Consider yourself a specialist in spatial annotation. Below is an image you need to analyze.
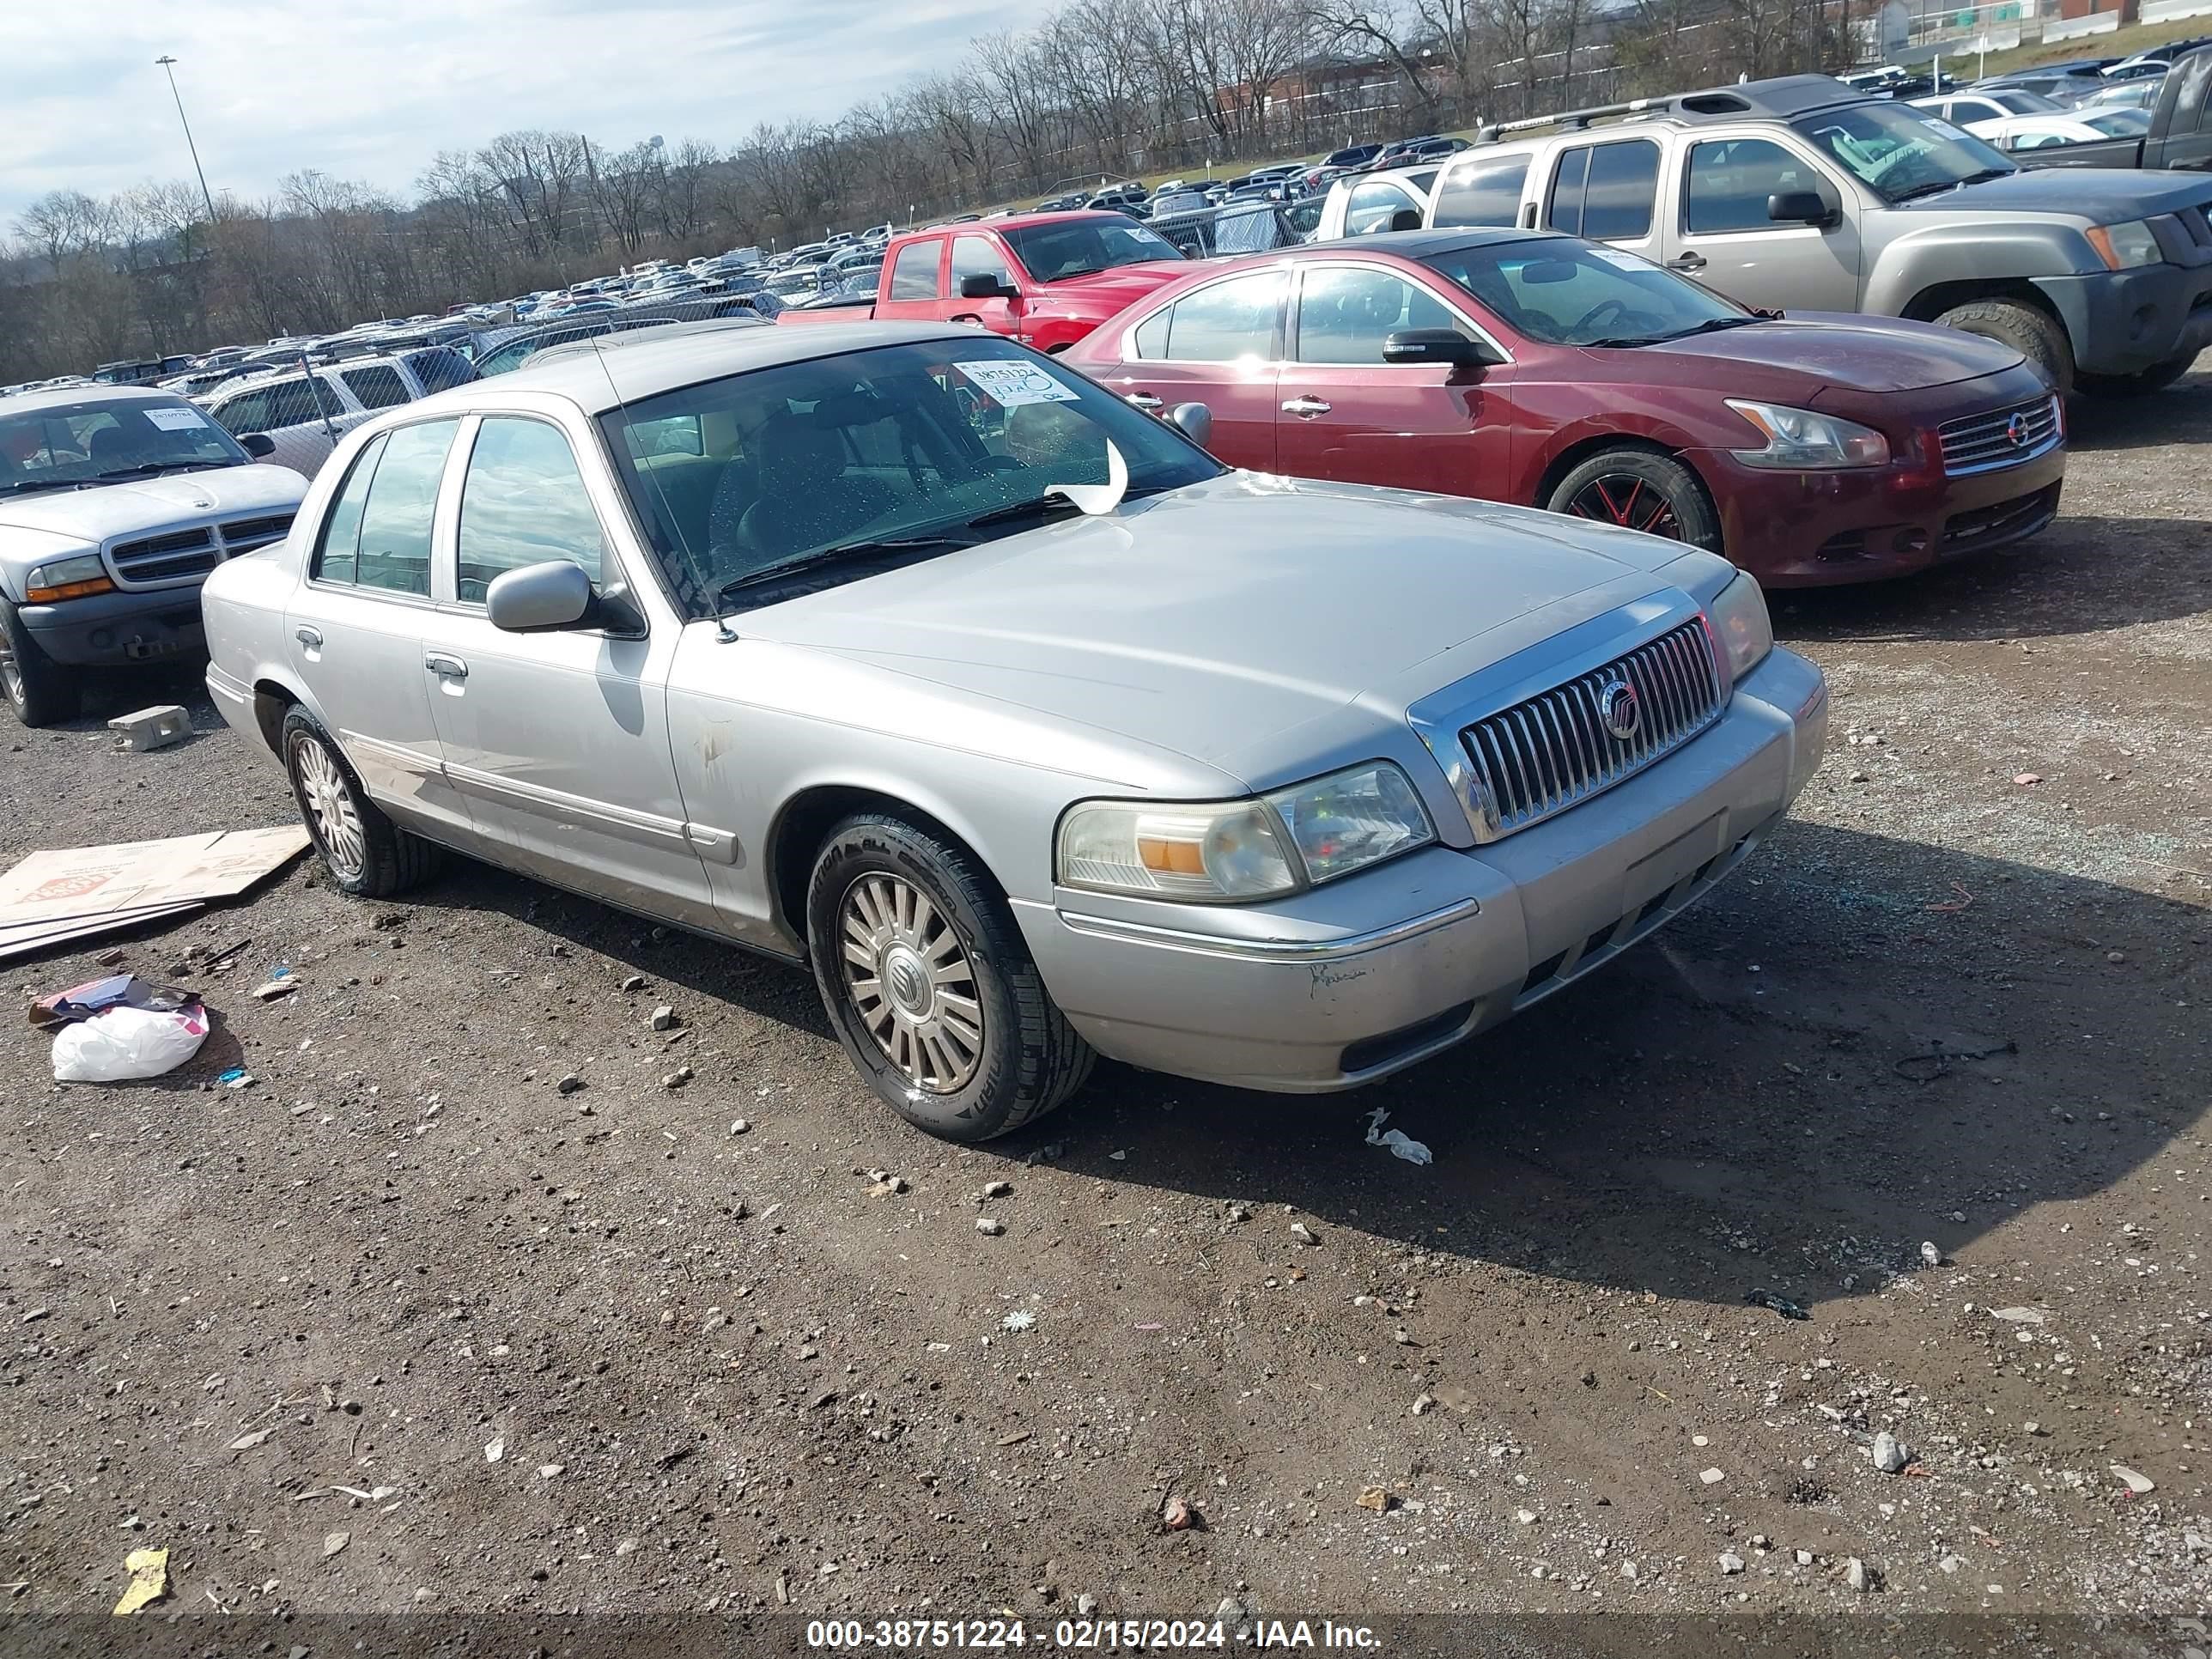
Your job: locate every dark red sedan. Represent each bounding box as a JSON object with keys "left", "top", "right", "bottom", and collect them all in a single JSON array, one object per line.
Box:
[{"left": 1063, "top": 228, "right": 2065, "bottom": 586}]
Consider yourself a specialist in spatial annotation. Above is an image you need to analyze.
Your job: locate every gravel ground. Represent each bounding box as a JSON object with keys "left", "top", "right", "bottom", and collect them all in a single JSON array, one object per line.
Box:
[{"left": 2, "top": 378, "right": 2209, "bottom": 1639}]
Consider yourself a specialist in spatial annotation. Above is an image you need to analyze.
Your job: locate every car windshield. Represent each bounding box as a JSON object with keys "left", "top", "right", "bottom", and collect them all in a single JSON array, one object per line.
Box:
[
  {"left": 1994, "top": 89, "right": 2065, "bottom": 113},
  {"left": 597, "top": 337, "right": 1223, "bottom": 615},
  {"left": 1422, "top": 239, "right": 1747, "bottom": 347},
  {"left": 1000, "top": 219, "right": 1185, "bottom": 282},
  {"left": 0, "top": 398, "right": 247, "bottom": 495},
  {"left": 1790, "top": 102, "right": 2015, "bottom": 201}
]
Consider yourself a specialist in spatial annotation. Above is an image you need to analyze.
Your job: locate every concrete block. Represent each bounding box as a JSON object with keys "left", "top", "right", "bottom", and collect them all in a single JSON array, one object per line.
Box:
[{"left": 108, "top": 705, "right": 191, "bottom": 752}]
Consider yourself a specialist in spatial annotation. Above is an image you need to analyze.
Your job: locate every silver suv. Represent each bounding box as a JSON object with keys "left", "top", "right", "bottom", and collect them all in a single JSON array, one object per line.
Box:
[
  {"left": 203, "top": 348, "right": 476, "bottom": 478},
  {"left": 0, "top": 386, "right": 307, "bottom": 726},
  {"left": 1423, "top": 74, "right": 2212, "bottom": 394}
]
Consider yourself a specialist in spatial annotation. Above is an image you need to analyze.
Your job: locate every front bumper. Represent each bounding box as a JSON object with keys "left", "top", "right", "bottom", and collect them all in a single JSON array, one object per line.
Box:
[
  {"left": 18, "top": 584, "right": 206, "bottom": 668},
  {"left": 2036, "top": 264, "right": 2212, "bottom": 378},
  {"left": 1693, "top": 441, "right": 2064, "bottom": 588},
  {"left": 1011, "top": 646, "right": 1827, "bottom": 1093}
]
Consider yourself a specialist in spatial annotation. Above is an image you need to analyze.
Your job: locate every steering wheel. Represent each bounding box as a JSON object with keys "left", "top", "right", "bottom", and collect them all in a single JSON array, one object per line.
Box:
[{"left": 1575, "top": 296, "right": 1645, "bottom": 336}]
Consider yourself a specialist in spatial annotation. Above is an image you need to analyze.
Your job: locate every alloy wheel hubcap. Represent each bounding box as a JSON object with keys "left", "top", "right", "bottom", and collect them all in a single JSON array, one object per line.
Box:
[
  {"left": 1567, "top": 474, "right": 1685, "bottom": 540},
  {"left": 295, "top": 738, "right": 366, "bottom": 878},
  {"left": 0, "top": 641, "right": 21, "bottom": 708},
  {"left": 839, "top": 872, "right": 982, "bottom": 1093}
]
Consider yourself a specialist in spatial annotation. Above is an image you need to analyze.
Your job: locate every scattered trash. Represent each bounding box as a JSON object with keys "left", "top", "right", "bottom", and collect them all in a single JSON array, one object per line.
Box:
[
  {"left": 109, "top": 705, "right": 191, "bottom": 753},
  {"left": 995, "top": 1429, "right": 1029, "bottom": 1446},
  {"left": 1746, "top": 1287, "right": 1809, "bottom": 1321},
  {"left": 112, "top": 1547, "right": 169, "bottom": 1615},
  {"left": 1108, "top": 1149, "right": 1128, "bottom": 1161},
  {"left": 620, "top": 974, "right": 647, "bottom": 992},
  {"left": 1354, "top": 1486, "right": 1393, "bottom": 1513},
  {"left": 483, "top": 1437, "right": 505, "bottom": 1463},
  {"left": 1362, "top": 1107, "right": 1433, "bottom": 1165},
  {"left": 1001, "top": 1310, "right": 1036, "bottom": 1333},
  {"left": 1920, "top": 1242, "right": 1943, "bottom": 1267},
  {"left": 29, "top": 972, "right": 195, "bottom": 1032},
  {"left": 216, "top": 1067, "right": 255, "bottom": 1090},
  {"left": 1895, "top": 1038, "right": 2016, "bottom": 1083},
  {"left": 322, "top": 1531, "right": 349, "bottom": 1559},
  {"left": 2111, "top": 1464, "right": 2155, "bottom": 1496},
  {"left": 1989, "top": 1306, "right": 2046, "bottom": 1324},
  {"left": 0, "top": 826, "right": 309, "bottom": 963},
  {"left": 1699, "top": 1468, "right": 1725, "bottom": 1486},
  {"left": 1160, "top": 1495, "right": 1194, "bottom": 1530},
  {"left": 332, "top": 1485, "right": 394, "bottom": 1502},
  {"left": 227, "top": 1427, "right": 274, "bottom": 1450},
  {"left": 251, "top": 972, "right": 297, "bottom": 1002},
  {"left": 49, "top": 999, "right": 209, "bottom": 1083},
  {"left": 1133, "top": 1322, "right": 1164, "bottom": 1332},
  {"left": 1871, "top": 1431, "right": 1911, "bottom": 1474}
]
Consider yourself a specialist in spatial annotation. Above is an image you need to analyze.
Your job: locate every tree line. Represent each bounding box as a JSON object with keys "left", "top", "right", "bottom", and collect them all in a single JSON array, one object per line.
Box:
[{"left": 0, "top": 0, "right": 1847, "bottom": 383}]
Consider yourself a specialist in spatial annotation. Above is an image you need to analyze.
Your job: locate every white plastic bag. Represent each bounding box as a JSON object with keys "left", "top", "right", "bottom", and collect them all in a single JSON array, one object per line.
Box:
[{"left": 52, "top": 1003, "right": 208, "bottom": 1082}]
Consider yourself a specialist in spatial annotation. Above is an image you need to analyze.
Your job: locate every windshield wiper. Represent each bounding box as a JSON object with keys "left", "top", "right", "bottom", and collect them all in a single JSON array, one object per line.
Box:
[
  {"left": 1890, "top": 167, "right": 2014, "bottom": 204},
  {"left": 0, "top": 477, "right": 93, "bottom": 496},
  {"left": 1659, "top": 316, "right": 1765, "bottom": 342},
  {"left": 962, "top": 494, "right": 1086, "bottom": 531},
  {"left": 714, "top": 536, "right": 968, "bottom": 606},
  {"left": 91, "top": 460, "right": 227, "bottom": 482}
]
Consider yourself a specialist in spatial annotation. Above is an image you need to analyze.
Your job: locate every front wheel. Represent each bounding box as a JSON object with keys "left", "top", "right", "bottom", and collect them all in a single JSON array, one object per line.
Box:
[
  {"left": 1545, "top": 449, "right": 1722, "bottom": 552},
  {"left": 0, "top": 598, "right": 81, "bottom": 728},
  {"left": 806, "top": 813, "right": 1093, "bottom": 1140},
  {"left": 1934, "top": 299, "right": 2075, "bottom": 398},
  {"left": 281, "top": 708, "right": 440, "bottom": 898}
]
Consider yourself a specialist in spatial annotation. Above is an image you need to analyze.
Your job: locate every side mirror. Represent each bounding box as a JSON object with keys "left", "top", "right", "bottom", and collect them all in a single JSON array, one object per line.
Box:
[
  {"left": 1382, "top": 328, "right": 1504, "bottom": 368},
  {"left": 1767, "top": 190, "right": 1835, "bottom": 227},
  {"left": 958, "top": 272, "right": 1019, "bottom": 301},
  {"left": 1388, "top": 207, "right": 1424, "bottom": 232},
  {"left": 239, "top": 432, "right": 276, "bottom": 458},
  {"left": 487, "top": 560, "right": 595, "bottom": 633},
  {"left": 1168, "top": 402, "right": 1212, "bottom": 448}
]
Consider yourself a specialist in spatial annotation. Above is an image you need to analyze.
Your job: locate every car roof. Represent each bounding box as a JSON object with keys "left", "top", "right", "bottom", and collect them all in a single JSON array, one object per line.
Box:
[
  {"left": 918, "top": 209, "right": 1127, "bottom": 234},
  {"left": 473, "top": 320, "right": 986, "bottom": 411},
  {"left": 1, "top": 384, "right": 190, "bottom": 416}
]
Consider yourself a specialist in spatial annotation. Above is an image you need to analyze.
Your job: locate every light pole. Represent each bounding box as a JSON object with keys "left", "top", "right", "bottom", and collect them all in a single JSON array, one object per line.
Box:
[{"left": 155, "top": 55, "right": 219, "bottom": 225}]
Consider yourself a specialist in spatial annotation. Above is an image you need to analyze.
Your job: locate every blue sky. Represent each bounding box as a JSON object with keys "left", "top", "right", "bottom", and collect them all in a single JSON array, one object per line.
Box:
[{"left": 0, "top": 0, "right": 1030, "bottom": 222}]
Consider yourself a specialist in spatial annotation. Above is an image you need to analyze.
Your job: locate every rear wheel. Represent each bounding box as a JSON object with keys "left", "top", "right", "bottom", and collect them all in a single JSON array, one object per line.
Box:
[
  {"left": 806, "top": 812, "right": 1092, "bottom": 1141},
  {"left": 1934, "top": 299, "right": 2074, "bottom": 398},
  {"left": 281, "top": 708, "right": 440, "bottom": 898},
  {"left": 1545, "top": 449, "right": 1722, "bottom": 552},
  {"left": 0, "top": 598, "right": 79, "bottom": 728},
  {"left": 2076, "top": 351, "right": 2198, "bottom": 397}
]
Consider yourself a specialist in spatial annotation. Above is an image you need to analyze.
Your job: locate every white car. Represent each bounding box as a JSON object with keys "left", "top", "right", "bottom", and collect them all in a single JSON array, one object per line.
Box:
[
  {"left": 1310, "top": 166, "right": 1441, "bottom": 241},
  {"left": 1970, "top": 109, "right": 2151, "bottom": 152},
  {"left": 1910, "top": 88, "right": 2065, "bottom": 129}
]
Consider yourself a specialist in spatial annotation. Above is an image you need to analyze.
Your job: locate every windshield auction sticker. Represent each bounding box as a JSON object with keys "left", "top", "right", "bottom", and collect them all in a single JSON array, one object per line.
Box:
[
  {"left": 143, "top": 407, "right": 211, "bottom": 430},
  {"left": 954, "top": 360, "right": 1080, "bottom": 407}
]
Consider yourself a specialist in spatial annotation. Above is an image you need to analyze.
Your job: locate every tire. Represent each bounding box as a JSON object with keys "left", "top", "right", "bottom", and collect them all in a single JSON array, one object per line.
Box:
[
  {"left": 280, "top": 708, "right": 440, "bottom": 898},
  {"left": 1544, "top": 449, "right": 1723, "bottom": 553},
  {"left": 1934, "top": 299, "right": 2075, "bottom": 398},
  {"left": 2076, "top": 352, "right": 2197, "bottom": 397},
  {"left": 0, "top": 598, "right": 81, "bottom": 728},
  {"left": 805, "top": 812, "right": 1093, "bottom": 1141}
]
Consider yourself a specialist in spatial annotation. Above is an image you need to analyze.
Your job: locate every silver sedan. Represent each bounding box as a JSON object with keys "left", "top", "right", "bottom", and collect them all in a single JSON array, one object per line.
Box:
[{"left": 201, "top": 321, "right": 1826, "bottom": 1139}]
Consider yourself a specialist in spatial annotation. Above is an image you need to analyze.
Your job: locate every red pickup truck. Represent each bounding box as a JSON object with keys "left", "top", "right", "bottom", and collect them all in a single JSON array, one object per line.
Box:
[{"left": 776, "top": 211, "right": 1192, "bottom": 353}]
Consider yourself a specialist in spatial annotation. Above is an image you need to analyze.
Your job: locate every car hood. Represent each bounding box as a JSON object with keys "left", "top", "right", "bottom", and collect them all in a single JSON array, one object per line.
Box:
[
  {"left": 1902, "top": 167, "right": 2209, "bottom": 218},
  {"left": 1030, "top": 261, "right": 1192, "bottom": 309},
  {"left": 1594, "top": 313, "right": 2021, "bottom": 392},
  {"left": 738, "top": 473, "right": 1697, "bottom": 789},
  {"left": 0, "top": 464, "right": 307, "bottom": 552}
]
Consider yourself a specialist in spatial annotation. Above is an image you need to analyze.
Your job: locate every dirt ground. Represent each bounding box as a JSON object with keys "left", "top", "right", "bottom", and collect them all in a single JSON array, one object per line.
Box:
[{"left": 2, "top": 374, "right": 2209, "bottom": 1647}]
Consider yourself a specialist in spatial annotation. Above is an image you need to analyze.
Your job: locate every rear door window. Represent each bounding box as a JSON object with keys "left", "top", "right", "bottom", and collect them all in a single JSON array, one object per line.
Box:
[
  {"left": 341, "top": 364, "right": 410, "bottom": 410},
  {"left": 1344, "top": 181, "right": 1419, "bottom": 235},
  {"left": 1432, "top": 154, "right": 1530, "bottom": 228},
  {"left": 889, "top": 240, "right": 944, "bottom": 300},
  {"left": 1156, "top": 270, "right": 1287, "bottom": 361},
  {"left": 1547, "top": 140, "right": 1659, "bottom": 240},
  {"left": 353, "top": 419, "right": 459, "bottom": 596}
]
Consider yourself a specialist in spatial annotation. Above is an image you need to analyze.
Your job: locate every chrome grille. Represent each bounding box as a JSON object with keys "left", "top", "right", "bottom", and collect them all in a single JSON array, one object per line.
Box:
[
  {"left": 1936, "top": 395, "right": 2062, "bottom": 477},
  {"left": 217, "top": 513, "right": 295, "bottom": 554},
  {"left": 108, "top": 526, "right": 218, "bottom": 586},
  {"left": 1459, "top": 620, "right": 1723, "bottom": 839}
]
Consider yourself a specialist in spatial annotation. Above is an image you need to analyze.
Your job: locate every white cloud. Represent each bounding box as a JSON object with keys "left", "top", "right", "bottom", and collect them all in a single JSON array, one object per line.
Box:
[{"left": 0, "top": 0, "right": 1028, "bottom": 219}]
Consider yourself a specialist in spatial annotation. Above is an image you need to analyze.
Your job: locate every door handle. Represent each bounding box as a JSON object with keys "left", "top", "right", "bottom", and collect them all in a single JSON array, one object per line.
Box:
[
  {"left": 1668, "top": 252, "right": 1707, "bottom": 271},
  {"left": 295, "top": 625, "right": 322, "bottom": 650},
  {"left": 1281, "top": 396, "right": 1333, "bottom": 416},
  {"left": 1124, "top": 392, "right": 1164, "bottom": 410},
  {"left": 423, "top": 653, "right": 468, "bottom": 681}
]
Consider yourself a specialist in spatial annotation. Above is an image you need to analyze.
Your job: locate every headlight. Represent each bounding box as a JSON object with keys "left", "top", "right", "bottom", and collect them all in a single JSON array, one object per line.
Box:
[
  {"left": 2087, "top": 218, "right": 2162, "bottom": 270},
  {"left": 24, "top": 553, "right": 114, "bottom": 604},
  {"left": 1709, "top": 571, "right": 1773, "bottom": 684},
  {"left": 1057, "top": 761, "right": 1435, "bottom": 902},
  {"left": 1725, "top": 401, "right": 1889, "bottom": 469}
]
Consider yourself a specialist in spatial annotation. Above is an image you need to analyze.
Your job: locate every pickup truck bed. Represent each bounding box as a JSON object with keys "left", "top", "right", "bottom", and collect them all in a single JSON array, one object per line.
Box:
[{"left": 2016, "top": 46, "right": 2212, "bottom": 171}]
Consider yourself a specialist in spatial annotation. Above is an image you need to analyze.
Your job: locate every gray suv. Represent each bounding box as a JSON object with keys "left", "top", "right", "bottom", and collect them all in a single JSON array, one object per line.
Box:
[
  {"left": 0, "top": 386, "right": 307, "bottom": 726},
  {"left": 1425, "top": 74, "right": 2212, "bottom": 394}
]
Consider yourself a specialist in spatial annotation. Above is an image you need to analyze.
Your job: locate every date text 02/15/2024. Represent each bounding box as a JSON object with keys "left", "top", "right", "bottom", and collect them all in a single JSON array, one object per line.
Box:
[{"left": 804, "top": 1619, "right": 1385, "bottom": 1650}]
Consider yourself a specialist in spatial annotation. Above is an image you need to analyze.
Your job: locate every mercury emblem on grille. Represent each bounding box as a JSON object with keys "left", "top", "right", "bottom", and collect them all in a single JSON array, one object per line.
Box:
[{"left": 1598, "top": 677, "right": 1640, "bottom": 742}]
